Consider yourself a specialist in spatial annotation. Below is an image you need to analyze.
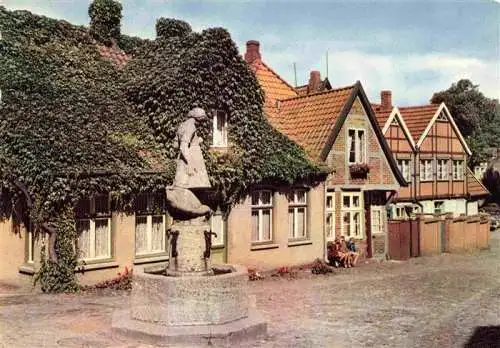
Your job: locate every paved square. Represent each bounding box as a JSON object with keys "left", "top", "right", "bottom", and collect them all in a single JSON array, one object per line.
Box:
[{"left": 1, "top": 234, "right": 500, "bottom": 347}]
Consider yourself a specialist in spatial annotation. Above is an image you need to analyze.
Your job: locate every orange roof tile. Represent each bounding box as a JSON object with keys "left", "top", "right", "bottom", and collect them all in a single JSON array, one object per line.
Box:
[
  {"left": 372, "top": 103, "right": 392, "bottom": 129},
  {"left": 250, "top": 59, "right": 298, "bottom": 132},
  {"left": 398, "top": 104, "right": 440, "bottom": 141},
  {"left": 278, "top": 85, "right": 355, "bottom": 159},
  {"left": 96, "top": 44, "right": 130, "bottom": 67},
  {"left": 467, "top": 168, "right": 490, "bottom": 197}
]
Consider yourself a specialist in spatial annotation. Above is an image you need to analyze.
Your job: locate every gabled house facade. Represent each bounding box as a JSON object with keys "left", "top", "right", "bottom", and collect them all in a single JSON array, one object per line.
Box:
[
  {"left": 245, "top": 41, "right": 407, "bottom": 259},
  {"left": 374, "top": 91, "right": 489, "bottom": 219}
]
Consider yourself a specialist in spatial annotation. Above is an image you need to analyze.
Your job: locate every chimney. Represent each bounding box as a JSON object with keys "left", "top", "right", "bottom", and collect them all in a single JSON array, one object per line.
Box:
[
  {"left": 308, "top": 71, "right": 321, "bottom": 94},
  {"left": 381, "top": 90, "right": 392, "bottom": 110},
  {"left": 245, "top": 40, "right": 261, "bottom": 64}
]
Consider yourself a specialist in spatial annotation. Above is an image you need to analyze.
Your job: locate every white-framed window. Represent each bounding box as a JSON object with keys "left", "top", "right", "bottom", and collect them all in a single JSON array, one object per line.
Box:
[
  {"left": 397, "top": 159, "right": 411, "bottom": 182},
  {"left": 76, "top": 195, "right": 111, "bottom": 261},
  {"left": 348, "top": 128, "right": 366, "bottom": 164},
  {"left": 437, "top": 159, "right": 449, "bottom": 180},
  {"left": 453, "top": 160, "right": 464, "bottom": 180},
  {"left": 210, "top": 209, "right": 225, "bottom": 247},
  {"left": 325, "top": 190, "right": 335, "bottom": 241},
  {"left": 393, "top": 204, "right": 420, "bottom": 220},
  {"left": 288, "top": 189, "right": 307, "bottom": 240},
  {"left": 420, "top": 159, "right": 433, "bottom": 181},
  {"left": 371, "top": 206, "right": 384, "bottom": 234},
  {"left": 135, "top": 193, "right": 167, "bottom": 256},
  {"left": 434, "top": 201, "right": 444, "bottom": 214},
  {"left": 212, "top": 110, "right": 228, "bottom": 147},
  {"left": 341, "top": 191, "right": 363, "bottom": 239},
  {"left": 251, "top": 190, "right": 273, "bottom": 243}
]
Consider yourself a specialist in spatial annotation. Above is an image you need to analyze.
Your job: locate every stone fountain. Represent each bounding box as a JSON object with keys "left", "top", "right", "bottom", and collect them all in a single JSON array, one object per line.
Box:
[{"left": 112, "top": 108, "right": 267, "bottom": 346}]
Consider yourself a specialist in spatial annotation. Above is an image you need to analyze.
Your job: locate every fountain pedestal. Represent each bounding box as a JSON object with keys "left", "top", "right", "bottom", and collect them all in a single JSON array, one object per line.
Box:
[{"left": 167, "top": 217, "right": 211, "bottom": 276}]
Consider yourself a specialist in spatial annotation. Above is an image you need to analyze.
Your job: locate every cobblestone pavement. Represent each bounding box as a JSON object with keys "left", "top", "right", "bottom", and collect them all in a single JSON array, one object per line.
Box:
[{"left": 1, "top": 234, "right": 500, "bottom": 348}]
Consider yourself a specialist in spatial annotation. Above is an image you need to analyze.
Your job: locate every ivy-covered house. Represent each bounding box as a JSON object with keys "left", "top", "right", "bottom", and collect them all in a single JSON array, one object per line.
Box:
[
  {"left": 244, "top": 41, "right": 408, "bottom": 259},
  {"left": 0, "top": 3, "right": 326, "bottom": 289}
]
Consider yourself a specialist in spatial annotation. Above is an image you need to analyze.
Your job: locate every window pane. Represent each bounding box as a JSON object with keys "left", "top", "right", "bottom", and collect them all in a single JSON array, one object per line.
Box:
[
  {"left": 326, "top": 213, "right": 334, "bottom": 238},
  {"left": 135, "top": 216, "right": 148, "bottom": 254},
  {"left": 95, "top": 218, "right": 110, "bottom": 258},
  {"left": 251, "top": 192, "right": 259, "bottom": 206},
  {"left": 288, "top": 208, "right": 295, "bottom": 238},
  {"left": 135, "top": 194, "right": 148, "bottom": 214},
  {"left": 262, "top": 209, "right": 271, "bottom": 241},
  {"left": 151, "top": 216, "right": 165, "bottom": 252},
  {"left": 353, "top": 212, "right": 360, "bottom": 237},
  {"left": 296, "top": 190, "right": 306, "bottom": 204},
  {"left": 353, "top": 195, "right": 360, "bottom": 208},
  {"left": 326, "top": 195, "right": 333, "bottom": 209},
  {"left": 77, "top": 220, "right": 91, "bottom": 259},
  {"left": 261, "top": 191, "right": 271, "bottom": 205},
  {"left": 343, "top": 196, "right": 350, "bottom": 208},
  {"left": 251, "top": 210, "right": 259, "bottom": 241},
  {"left": 94, "top": 195, "right": 109, "bottom": 215},
  {"left": 358, "top": 130, "right": 365, "bottom": 162},
  {"left": 348, "top": 130, "right": 356, "bottom": 163},
  {"left": 343, "top": 212, "right": 351, "bottom": 237},
  {"left": 217, "top": 112, "right": 225, "bottom": 131},
  {"left": 75, "top": 198, "right": 91, "bottom": 218},
  {"left": 297, "top": 207, "right": 306, "bottom": 237},
  {"left": 211, "top": 214, "right": 224, "bottom": 246}
]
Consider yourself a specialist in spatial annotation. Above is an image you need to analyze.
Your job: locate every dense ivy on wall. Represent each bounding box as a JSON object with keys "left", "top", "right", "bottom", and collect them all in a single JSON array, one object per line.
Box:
[
  {"left": 0, "top": 6, "right": 324, "bottom": 290},
  {"left": 126, "top": 18, "right": 325, "bottom": 208}
]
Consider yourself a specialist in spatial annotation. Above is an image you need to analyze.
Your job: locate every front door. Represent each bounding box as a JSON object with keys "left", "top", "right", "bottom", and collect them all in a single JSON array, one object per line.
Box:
[{"left": 371, "top": 205, "right": 386, "bottom": 257}]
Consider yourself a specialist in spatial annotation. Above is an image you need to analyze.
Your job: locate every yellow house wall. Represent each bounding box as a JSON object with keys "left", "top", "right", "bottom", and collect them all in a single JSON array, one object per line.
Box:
[
  {"left": 226, "top": 183, "right": 325, "bottom": 270},
  {"left": 0, "top": 219, "right": 26, "bottom": 282}
]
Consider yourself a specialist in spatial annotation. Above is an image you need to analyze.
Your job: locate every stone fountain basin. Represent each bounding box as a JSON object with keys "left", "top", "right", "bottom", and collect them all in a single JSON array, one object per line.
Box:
[{"left": 130, "top": 264, "right": 249, "bottom": 326}]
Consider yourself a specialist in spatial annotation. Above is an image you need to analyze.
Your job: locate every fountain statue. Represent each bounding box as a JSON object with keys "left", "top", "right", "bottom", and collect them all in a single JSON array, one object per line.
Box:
[{"left": 112, "top": 107, "right": 267, "bottom": 346}]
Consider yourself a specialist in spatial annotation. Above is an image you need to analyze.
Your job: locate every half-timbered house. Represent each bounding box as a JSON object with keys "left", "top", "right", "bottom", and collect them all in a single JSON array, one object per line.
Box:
[{"left": 373, "top": 91, "right": 489, "bottom": 218}]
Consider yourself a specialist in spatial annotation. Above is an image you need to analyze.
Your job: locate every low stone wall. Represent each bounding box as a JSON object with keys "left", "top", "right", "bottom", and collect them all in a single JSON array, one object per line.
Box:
[{"left": 130, "top": 264, "right": 249, "bottom": 326}]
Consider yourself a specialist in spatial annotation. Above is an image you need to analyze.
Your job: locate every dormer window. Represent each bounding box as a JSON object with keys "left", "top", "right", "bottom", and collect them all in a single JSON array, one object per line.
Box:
[{"left": 212, "top": 110, "right": 227, "bottom": 147}]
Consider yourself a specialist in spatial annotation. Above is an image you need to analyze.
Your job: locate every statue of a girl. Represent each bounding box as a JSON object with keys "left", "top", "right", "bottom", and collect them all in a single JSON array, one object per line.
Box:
[{"left": 166, "top": 107, "right": 211, "bottom": 219}]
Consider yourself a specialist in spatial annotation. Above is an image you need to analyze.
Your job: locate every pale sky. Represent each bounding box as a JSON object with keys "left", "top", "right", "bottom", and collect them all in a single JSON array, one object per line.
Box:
[{"left": 3, "top": 0, "right": 499, "bottom": 106}]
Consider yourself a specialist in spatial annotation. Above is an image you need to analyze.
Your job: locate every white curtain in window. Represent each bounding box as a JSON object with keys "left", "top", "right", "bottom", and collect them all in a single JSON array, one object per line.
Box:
[
  {"left": 297, "top": 207, "right": 306, "bottom": 237},
  {"left": 95, "top": 219, "right": 110, "bottom": 258},
  {"left": 262, "top": 209, "right": 271, "bottom": 240},
  {"left": 288, "top": 208, "right": 294, "bottom": 238},
  {"left": 77, "top": 220, "right": 91, "bottom": 259},
  {"left": 151, "top": 216, "right": 164, "bottom": 252},
  {"left": 251, "top": 211, "right": 259, "bottom": 241},
  {"left": 135, "top": 216, "right": 148, "bottom": 254}
]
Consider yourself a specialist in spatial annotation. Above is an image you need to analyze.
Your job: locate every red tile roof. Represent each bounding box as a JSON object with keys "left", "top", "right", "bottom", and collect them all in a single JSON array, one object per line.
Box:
[
  {"left": 372, "top": 103, "right": 392, "bottom": 129},
  {"left": 96, "top": 44, "right": 130, "bottom": 67},
  {"left": 278, "top": 86, "right": 355, "bottom": 159},
  {"left": 249, "top": 59, "right": 298, "bottom": 132},
  {"left": 398, "top": 104, "right": 440, "bottom": 141},
  {"left": 467, "top": 168, "right": 490, "bottom": 197}
]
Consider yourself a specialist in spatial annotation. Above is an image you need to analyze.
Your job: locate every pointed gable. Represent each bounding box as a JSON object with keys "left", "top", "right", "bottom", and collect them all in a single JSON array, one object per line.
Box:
[{"left": 399, "top": 104, "right": 441, "bottom": 142}]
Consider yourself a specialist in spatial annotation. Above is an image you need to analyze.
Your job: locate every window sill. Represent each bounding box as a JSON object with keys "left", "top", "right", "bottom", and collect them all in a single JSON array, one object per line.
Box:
[
  {"left": 18, "top": 263, "right": 35, "bottom": 275},
  {"left": 134, "top": 254, "right": 169, "bottom": 265},
  {"left": 251, "top": 243, "right": 279, "bottom": 251},
  {"left": 287, "top": 239, "right": 312, "bottom": 247},
  {"left": 211, "top": 244, "right": 225, "bottom": 250},
  {"left": 75, "top": 260, "right": 119, "bottom": 272},
  {"left": 452, "top": 178, "right": 464, "bottom": 181}
]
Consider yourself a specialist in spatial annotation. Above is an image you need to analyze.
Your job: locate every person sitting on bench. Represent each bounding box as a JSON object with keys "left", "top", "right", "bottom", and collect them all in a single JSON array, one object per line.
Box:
[{"left": 346, "top": 237, "right": 360, "bottom": 266}]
